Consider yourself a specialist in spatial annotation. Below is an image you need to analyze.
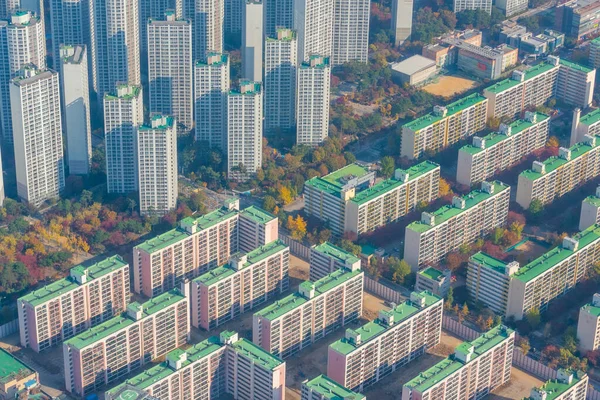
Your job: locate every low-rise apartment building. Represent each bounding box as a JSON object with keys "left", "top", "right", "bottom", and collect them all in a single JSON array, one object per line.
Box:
[
  {"left": 526, "top": 369, "right": 588, "bottom": 400},
  {"left": 345, "top": 161, "right": 440, "bottom": 239},
  {"left": 456, "top": 112, "right": 549, "bottom": 186},
  {"left": 106, "top": 331, "right": 286, "bottom": 400},
  {"left": 571, "top": 107, "right": 600, "bottom": 146},
  {"left": 301, "top": 375, "right": 365, "bottom": 400},
  {"left": 18, "top": 255, "right": 130, "bottom": 352},
  {"left": 327, "top": 292, "right": 443, "bottom": 392},
  {"left": 456, "top": 42, "right": 518, "bottom": 80},
  {"left": 577, "top": 293, "right": 600, "bottom": 353},
  {"left": 63, "top": 289, "right": 189, "bottom": 396},
  {"left": 579, "top": 186, "right": 600, "bottom": 231},
  {"left": 304, "top": 163, "right": 376, "bottom": 236},
  {"left": 516, "top": 135, "right": 600, "bottom": 209},
  {"left": 401, "top": 94, "right": 488, "bottom": 160},
  {"left": 415, "top": 268, "right": 451, "bottom": 297},
  {"left": 506, "top": 225, "right": 600, "bottom": 319},
  {"left": 310, "top": 242, "right": 361, "bottom": 282},
  {"left": 402, "top": 325, "right": 515, "bottom": 400},
  {"left": 467, "top": 252, "right": 520, "bottom": 315},
  {"left": 133, "top": 199, "right": 278, "bottom": 297},
  {"left": 0, "top": 349, "right": 39, "bottom": 399},
  {"left": 191, "top": 240, "right": 289, "bottom": 330},
  {"left": 404, "top": 181, "right": 510, "bottom": 270},
  {"left": 253, "top": 267, "right": 364, "bottom": 359}
]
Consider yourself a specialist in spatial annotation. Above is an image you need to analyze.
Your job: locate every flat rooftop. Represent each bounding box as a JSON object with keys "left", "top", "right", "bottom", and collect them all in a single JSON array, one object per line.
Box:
[
  {"left": 230, "top": 337, "right": 284, "bottom": 370},
  {"left": 391, "top": 55, "right": 436, "bottom": 75},
  {"left": 520, "top": 140, "right": 599, "bottom": 181},
  {"left": 419, "top": 267, "right": 445, "bottom": 281},
  {"left": 303, "top": 375, "right": 365, "bottom": 399},
  {"left": 255, "top": 268, "right": 363, "bottom": 321},
  {"left": 65, "top": 289, "right": 186, "bottom": 350},
  {"left": 329, "top": 292, "right": 441, "bottom": 356},
  {"left": 305, "top": 164, "right": 372, "bottom": 197},
  {"left": 513, "top": 224, "right": 600, "bottom": 282},
  {"left": 460, "top": 113, "right": 549, "bottom": 155},
  {"left": 404, "top": 326, "right": 514, "bottom": 394},
  {"left": 484, "top": 61, "right": 557, "bottom": 94},
  {"left": 559, "top": 58, "right": 594, "bottom": 74},
  {"left": 0, "top": 348, "right": 35, "bottom": 384},
  {"left": 403, "top": 94, "right": 487, "bottom": 132},
  {"left": 583, "top": 195, "right": 600, "bottom": 207},
  {"left": 20, "top": 255, "right": 128, "bottom": 307},
  {"left": 240, "top": 206, "right": 276, "bottom": 224},
  {"left": 579, "top": 107, "right": 600, "bottom": 127},
  {"left": 351, "top": 161, "right": 439, "bottom": 206},
  {"left": 470, "top": 252, "right": 509, "bottom": 275},
  {"left": 525, "top": 375, "right": 584, "bottom": 400},
  {"left": 312, "top": 242, "right": 360, "bottom": 265},
  {"left": 406, "top": 181, "right": 509, "bottom": 233}
]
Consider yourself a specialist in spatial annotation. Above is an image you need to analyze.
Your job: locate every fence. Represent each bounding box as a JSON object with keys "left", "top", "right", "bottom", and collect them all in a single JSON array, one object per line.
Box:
[
  {"left": 0, "top": 319, "right": 18, "bottom": 338},
  {"left": 442, "top": 315, "right": 480, "bottom": 341},
  {"left": 511, "top": 348, "right": 557, "bottom": 381},
  {"left": 280, "top": 233, "right": 311, "bottom": 261},
  {"left": 364, "top": 277, "right": 403, "bottom": 304},
  {"left": 588, "top": 385, "right": 600, "bottom": 400}
]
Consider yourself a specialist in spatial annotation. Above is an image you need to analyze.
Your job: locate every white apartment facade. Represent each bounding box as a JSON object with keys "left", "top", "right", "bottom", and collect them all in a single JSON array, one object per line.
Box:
[
  {"left": 194, "top": 52, "right": 230, "bottom": 148},
  {"left": 579, "top": 186, "right": 600, "bottom": 231},
  {"left": 296, "top": 55, "right": 331, "bottom": 146},
  {"left": 415, "top": 267, "right": 451, "bottom": 297},
  {"left": 137, "top": 115, "right": 178, "bottom": 216},
  {"left": 401, "top": 94, "right": 488, "bottom": 160},
  {"left": 453, "top": 0, "right": 492, "bottom": 14},
  {"left": 264, "top": 28, "right": 297, "bottom": 136},
  {"left": 402, "top": 326, "right": 515, "bottom": 400},
  {"left": 571, "top": 108, "right": 600, "bottom": 146},
  {"left": 577, "top": 293, "right": 600, "bottom": 353},
  {"left": 227, "top": 80, "right": 263, "bottom": 180},
  {"left": 293, "top": 0, "right": 334, "bottom": 63},
  {"left": 457, "top": 112, "right": 549, "bottom": 186},
  {"left": 49, "top": 0, "right": 91, "bottom": 71},
  {"left": 63, "top": 289, "right": 189, "bottom": 396},
  {"left": 391, "top": 0, "right": 413, "bottom": 46},
  {"left": 327, "top": 292, "right": 443, "bottom": 392},
  {"left": 310, "top": 242, "right": 361, "bottom": 282},
  {"left": 191, "top": 241, "right": 289, "bottom": 330},
  {"left": 104, "top": 84, "right": 144, "bottom": 194},
  {"left": 591, "top": 37, "right": 600, "bottom": 69},
  {"left": 60, "top": 45, "right": 92, "bottom": 175},
  {"left": 238, "top": 205, "right": 279, "bottom": 253},
  {"left": 496, "top": 0, "right": 528, "bottom": 16},
  {"left": 140, "top": 0, "right": 182, "bottom": 58},
  {"left": 516, "top": 135, "right": 600, "bottom": 209},
  {"left": 17, "top": 256, "right": 130, "bottom": 353},
  {"left": 332, "top": 0, "right": 370, "bottom": 66},
  {"left": 253, "top": 267, "right": 364, "bottom": 359},
  {"left": 11, "top": 68, "right": 65, "bottom": 205},
  {"left": 184, "top": 0, "right": 224, "bottom": 61},
  {"left": 404, "top": 181, "right": 510, "bottom": 270},
  {"left": 527, "top": 370, "right": 588, "bottom": 400},
  {"left": 242, "top": 0, "right": 263, "bottom": 82},
  {"left": 147, "top": 12, "right": 193, "bottom": 133},
  {"left": 556, "top": 59, "right": 595, "bottom": 108},
  {"left": 264, "top": 0, "right": 293, "bottom": 37}
]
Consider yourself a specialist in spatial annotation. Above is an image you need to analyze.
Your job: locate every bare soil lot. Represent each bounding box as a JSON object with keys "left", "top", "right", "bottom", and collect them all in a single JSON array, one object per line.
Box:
[
  {"left": 422, "top": 75, "right": 477, "bottom": 98},
  {"left": 489, "top": 367, "right": 544, "bottom": 400}
]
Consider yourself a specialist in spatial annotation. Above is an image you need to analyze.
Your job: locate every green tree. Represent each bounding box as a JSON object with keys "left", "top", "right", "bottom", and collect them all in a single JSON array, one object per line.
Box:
[
  {"left": 380, "top": 156, "right": 395, "bottom": 178},
  {"left": 263, "top": 196, "right": 277, "bottom": 213},
  {"left": 492, "top": 227, "right": 505, "bottom": 245},
  {"left": 445, "top": 287, "right": 454, "bottom": 309},
  {"left": 388, "top": 258, "right": 411, "bottom": 285},
  {"left": 526, "top": 307, "right": 541, "bottom": 330},
  {"left": 340, "top": 239, "right": 362, "bottom": 257},
  {"left": 529, "top": 199, "right": 544, "bottom": 220}
]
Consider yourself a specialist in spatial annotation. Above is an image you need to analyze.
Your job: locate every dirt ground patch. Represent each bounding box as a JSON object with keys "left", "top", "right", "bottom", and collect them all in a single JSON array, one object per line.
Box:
[
  {"left": 289, "top": 255, "right": 309, "bottom": 282},
  {"left": 489, "top": 367, "right": 544, "bottom": 399},
  {"left": 422, "top": 75, "right": 477, "bottom": 98}
]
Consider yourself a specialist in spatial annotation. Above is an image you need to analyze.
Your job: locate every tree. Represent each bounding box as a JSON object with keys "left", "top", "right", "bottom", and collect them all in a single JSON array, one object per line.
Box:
[
  {"left": 439, "top": 178, "right": 452, "bottom": 197},
  {"left": 526, "top": 307, "right": 541, "bottom": 330},
  {"left": 263, "top": 196, "right": 276, "bottom": 212},
  {"left": 445, "top": 253, "right": 463, "bottom": 271},
  {"left": 528, "top": 199, "right": 544, "bottom": 219},
  {"left": 278, "top": 186, "right": 293, "bottom": 205},
  {"left": 416, "top": 200, "right": 428, "bottom": 212},
  {"left": 388, "top": 258, "right": 411, "bottom": 285},
  {"left": 461, "top": 303, "right": 469, "bottom": 318},
  {"left": 445, "top": 287, "right": 454, "bottom": 310},
  {"left": 126, "top": 198, "right": 137, "bottom": 215},
  {"left": 492, "top": 227, "right": 505, "bottom": 245},
  {"left": 510, "top": 221, "right": 524, "bottom": 240},
  {"left": 80, "top": 190, "right": 93, "bottom": 207},
  {"left": 317, "top": 229, "right": 331, "bottom": 244},
  {"left": 546, "top": 136, "right": 560, "bottom": 148},
  {"left": 287, "top": 215, "right": 307, "bottom": 241},
  {"left": 380, "top": 156, "right": 395, "bottom": 178},
  {"left": 519, "top": 338, "right": 531, "bottom": 355},
  {"left": 340, "top": 239, "right": 362, "bottom": 256}
]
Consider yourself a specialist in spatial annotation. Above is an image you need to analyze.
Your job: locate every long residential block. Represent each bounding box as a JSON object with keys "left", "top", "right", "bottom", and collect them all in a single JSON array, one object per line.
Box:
[
  {"left": 401, "top": 94, "right": 488, "bottom": 160},
  {"left": 301, "top": 375, "right": 365, "bottom": 400},
  {"left": 18, "top": 255, "right": 130, "bottom": 353},
  {"left": 191, "top": 240, "right": 290, "bottom": 330},
  {"left": 526, "top": 369, "right": 588, "bottom": 400},
  {"left": 106, "top": 331, "right": 286, "bottom": 400},
  {"left": 133, "top": 199, "right": 278, "bottom": 297},
  {"left": 404, "top": 181, "right": 510, "bottom": 270},
  {"left": 579, "top": 186, "right": 600, "bottom": 231},
  {"left": 402, "top": 325, "right": 515, "bottom": 400},
  {"left": 516, "top": 135, "right": 600, "bottom": 209},
  {"left": 253, "top": 267, "right": 364, "bottom": 359},
  {"left": 327, "top": 291, "right": 443, "bottom": 392},
  {"left": 577, "top": 293, "right": 600, "bottom": 353},
  {"left": 345, "top": 161, "right": 440, "bottom": 238},
  {"left": 457, "top": 112, "right": 549, "bottom": 186},
  {"left": 310, "top": 242, "right": 361, "bottom": 282},
  {"left": 63, "top": 288, "right": 189, "bottom": 396}
]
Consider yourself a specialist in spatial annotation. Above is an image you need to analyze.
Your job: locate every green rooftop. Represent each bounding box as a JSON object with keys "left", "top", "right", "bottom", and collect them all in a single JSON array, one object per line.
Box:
[
  {"left": 305, "top": 164, "right": 372, "bottom": 197},
  {"left": 484, "top": 62, "right": 557, "bottom": 94},
  {"left": 584, "top": 195, "right": 600, "bottom": 207},
  {"left": 460, "top": 113, "right": 549, "bottom": 156},
  {"left": 403, "top": 94, "right": 486, "bottom": 132},
  {"left": 255, "top": 268, "right": 363, "bottom": 321},
  {"left": 579, "top": 107, "right": 600, "bottom": 127},
  {"left": 230, "top": 338, "right": 284, "bottom": 370},
  {"left": 193, "top": 240, "right": 288, "bottom": 286},
  {"left": 0, "top": 349, "right": 34, "bottom": 384},
  {"left": 513, "top": 224, "right": 600, "bottom": 282},
  {"left": 105, "top": 85, "right": 141, "bottom": 100},
  {"left": 581, "top": 302, "right": 600, "bottom": 317},
  {"left": 20, "top": 255, "right": 128, "bottom": 307},
  {"left": 351, "top": 161, "right": 439, "bottom": 205},
  {"left": 419, "top": 267, "right": 444, "bottom": 281},
  {"left": 520, "top": 139, "right": 600, "bottom": 181},
  {"left": 559, "top": 58, "right": 594, "bottom": 73},
  {"left": 65, "top": 289, "right": 186, "bottom": 350},
  {"left": 240, "top": 206, "right": 276, "bottom": 224},
  {"left": 138, "top": 115, "right": 174, "bottom": 131},
  {"left": 303, "top": 375, "right": 365, "bottom": 399},
  {"left": 197, "top": 52, "right": 228, "bottom": 66},
  {"left": 329, "top": 292, "right": 441, "bottom": 355},
  {"left": 406, "top": 181, "right": 509, "bottom": 233},
  {"left": 470, "top": 252, "right": 510, "bottom": 275},
  {"left": 313, "top": 242, "right": 360, "bottom": 265},
  {"left": 525, "top": 374, "right": 583, "bottom": 400},
  {"left": 405, "top": 326, "right": 514, "bottom": 394}
]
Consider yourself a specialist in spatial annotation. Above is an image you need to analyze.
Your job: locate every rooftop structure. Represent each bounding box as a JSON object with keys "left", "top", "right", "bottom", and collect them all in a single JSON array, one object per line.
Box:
[{"left": 302, "top": 375, "right": 365, "bottom": 400}]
